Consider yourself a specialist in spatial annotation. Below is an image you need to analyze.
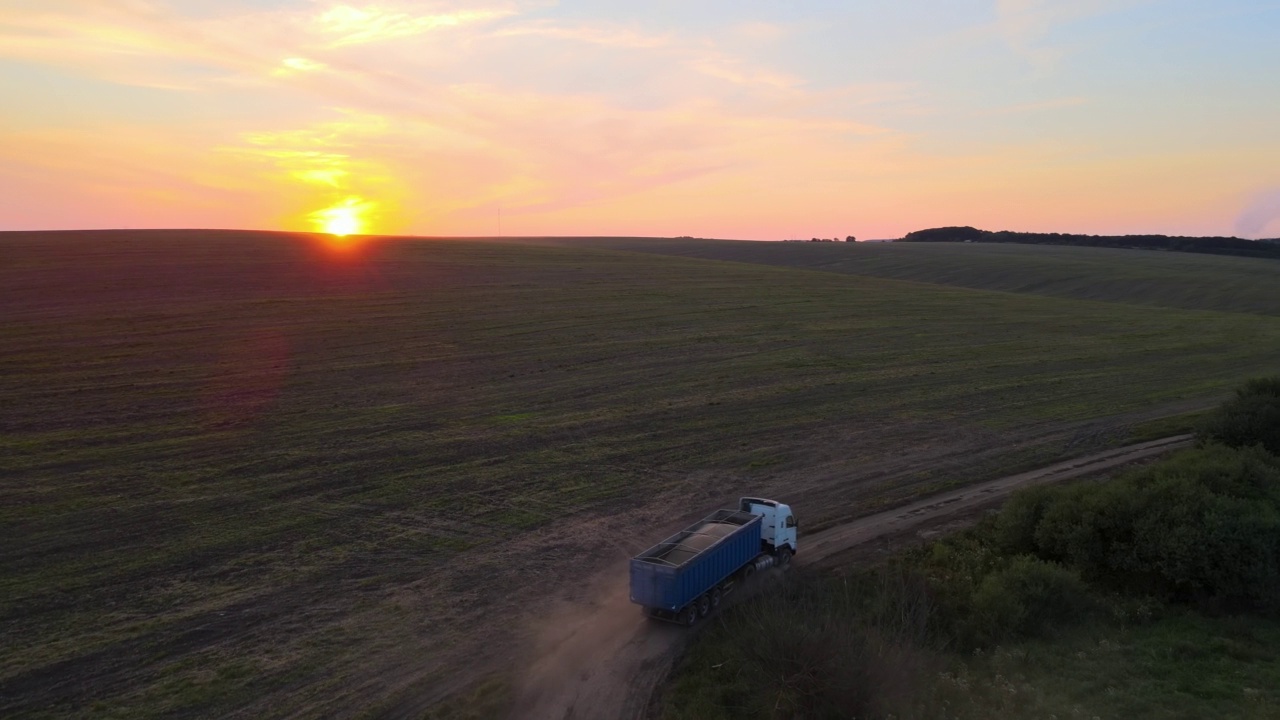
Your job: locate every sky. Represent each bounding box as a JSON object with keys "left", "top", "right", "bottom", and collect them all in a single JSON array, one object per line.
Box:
[{"left": 1, "top": 0, "right": 1278, "bottom": 240}]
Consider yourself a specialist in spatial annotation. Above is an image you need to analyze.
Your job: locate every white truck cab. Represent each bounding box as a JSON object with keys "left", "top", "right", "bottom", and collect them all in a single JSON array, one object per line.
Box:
[{"left": 738, "top": 496, "right": 798, "bottom": 557}]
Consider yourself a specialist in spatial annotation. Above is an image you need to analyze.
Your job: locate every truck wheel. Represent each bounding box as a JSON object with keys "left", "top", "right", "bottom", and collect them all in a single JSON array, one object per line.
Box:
[
  {"left": 710, "top": 587, "right": 722, "bottom": 610},
  {"left": 697, "top": 594, "right": 711, "bottom": 618},
  {"left": 777, "top": 547, "right": 792, "bottom": 568},
  {"left": 680, "top": 605, "right": 699, "bottom": 627},
  {"left": 742, "top": 563, "right": 756, "bottom": 581}
]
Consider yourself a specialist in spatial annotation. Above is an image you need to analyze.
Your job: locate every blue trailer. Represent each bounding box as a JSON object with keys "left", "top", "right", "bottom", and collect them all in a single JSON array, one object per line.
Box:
[{"left": 629, "top": 498, "right": 799, "bottom": 626}]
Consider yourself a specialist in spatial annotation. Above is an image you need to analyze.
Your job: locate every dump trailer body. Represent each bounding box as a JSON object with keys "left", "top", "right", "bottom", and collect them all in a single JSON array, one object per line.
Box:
[{"left": 630, "top": 510, "right": 762, "bottom": 613}]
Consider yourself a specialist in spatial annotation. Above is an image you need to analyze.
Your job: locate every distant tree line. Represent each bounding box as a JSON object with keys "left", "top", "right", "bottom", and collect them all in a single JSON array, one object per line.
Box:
[{"left": 898, "top": 226, "right": 1280, "bottom": 260}]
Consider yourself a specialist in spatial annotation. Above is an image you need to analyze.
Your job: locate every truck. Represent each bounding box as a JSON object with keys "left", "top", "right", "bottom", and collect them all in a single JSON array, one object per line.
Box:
[{"left": 629, "top": 497, "right": 798, "bottom": 626}]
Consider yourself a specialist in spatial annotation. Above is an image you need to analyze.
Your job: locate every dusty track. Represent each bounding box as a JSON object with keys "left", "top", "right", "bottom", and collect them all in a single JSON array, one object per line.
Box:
[{"left": 510, "top": 434, "right": 1194, "bottom": 720}]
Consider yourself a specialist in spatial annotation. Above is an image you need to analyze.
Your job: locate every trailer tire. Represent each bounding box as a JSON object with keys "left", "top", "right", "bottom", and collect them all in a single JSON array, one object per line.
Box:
[
  {"left": 710, "top": 587, "right": 722, "bottom": 610},
  {"left": 697, "top": 594, "right": 711, "bottom": 618},
  {"left": 679, "top": 605, "right": 699, "bottom": 627},
  {"left": 742, "top": 563, "right": 756, "bottom": 581}
]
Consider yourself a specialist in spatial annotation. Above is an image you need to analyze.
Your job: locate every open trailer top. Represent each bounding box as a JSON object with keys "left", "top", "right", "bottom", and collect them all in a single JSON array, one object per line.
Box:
[{"left": 629, "top": 497, "right": 797, "bottom": 626}]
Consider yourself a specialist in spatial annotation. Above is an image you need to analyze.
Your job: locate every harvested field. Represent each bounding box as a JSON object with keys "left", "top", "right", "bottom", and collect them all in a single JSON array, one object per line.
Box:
[
  {"left": 3, "top": 230, "right": 1280, "bottom": 718},
  {"left": 522, "top": 237, "right": 1280, "bottom": 317}
]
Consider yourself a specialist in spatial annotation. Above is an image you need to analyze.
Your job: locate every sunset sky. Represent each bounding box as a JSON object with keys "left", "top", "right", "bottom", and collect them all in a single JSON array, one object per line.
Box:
[{"left": 2, "top": 0, "right": 1278, "bottom": 239}]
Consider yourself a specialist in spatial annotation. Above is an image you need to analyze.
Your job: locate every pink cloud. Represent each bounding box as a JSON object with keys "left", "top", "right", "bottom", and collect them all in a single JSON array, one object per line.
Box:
[{"left": 1236, "top": 188, "right": 1280, "bottom": 238}]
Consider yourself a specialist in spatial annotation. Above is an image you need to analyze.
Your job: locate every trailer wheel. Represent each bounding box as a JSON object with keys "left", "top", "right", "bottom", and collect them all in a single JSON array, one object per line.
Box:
[
  {"left": 742, "top": 563, "right": 756, "bottom": 581},
  {"left": 697, "top": 594, "right": 712, "bottom": 618},
  {"left": 777, "top": 547, "right": 793, "bottom": 568},
  {"left": 679, "top": 605, "right": 699, "bottom": 627},
  {"left": 710, "top": 587, "right": 722, "bottom": 610}
]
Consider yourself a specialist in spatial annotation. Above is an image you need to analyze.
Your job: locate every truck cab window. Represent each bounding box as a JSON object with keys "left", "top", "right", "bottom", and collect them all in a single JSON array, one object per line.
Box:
[{"left": 785, "top": 515, "right": 796, "bottom": 528}]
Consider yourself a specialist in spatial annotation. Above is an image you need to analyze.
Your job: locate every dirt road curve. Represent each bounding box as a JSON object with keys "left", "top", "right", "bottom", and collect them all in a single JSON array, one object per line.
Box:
[
  {"left": 511, "top": 434, "right": 1194, "bottom": 720},
  {"left": 800, "top": 434, "right": 1194, "bottom": 565}
]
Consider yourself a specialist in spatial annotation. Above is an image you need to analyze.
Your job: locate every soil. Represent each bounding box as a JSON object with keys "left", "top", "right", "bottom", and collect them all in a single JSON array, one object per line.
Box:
[{"left": 507, "top": 434, "right": 1194, "bottom": 720}]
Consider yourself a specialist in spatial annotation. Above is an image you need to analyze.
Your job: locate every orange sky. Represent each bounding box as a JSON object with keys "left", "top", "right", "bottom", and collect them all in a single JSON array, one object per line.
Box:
[{"left": 2, "top": 1, "right": 1278, "bottom": 239}]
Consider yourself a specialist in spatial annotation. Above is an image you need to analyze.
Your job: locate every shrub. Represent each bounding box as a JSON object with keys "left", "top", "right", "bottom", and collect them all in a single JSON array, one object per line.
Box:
[
  {"left": 1007, "top": 444, "right": 1280, "bottom": 613},
  {"left": 1029, "top": 480, "right": 1127, "bottom": 576},
  {"left": 667, "top": 572, "right": 939, "bottom": 720},
  {"left": 1198, "top": 376, "right": 1280, "bottom": 455},
  {"left": 1198, "top": 496, "right": 1280, "bottom": 611},
  {"left": 966, "top": 556, "right": 1093, "bottom": 646},
  {"left": 899, "top": 529, "right": 1094, "bottom": 649},
  {"left": 992, "top": 485, "right": 1054, "bottom": 555}
]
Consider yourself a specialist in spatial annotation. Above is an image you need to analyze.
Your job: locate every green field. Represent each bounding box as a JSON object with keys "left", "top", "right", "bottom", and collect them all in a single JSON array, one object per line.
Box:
[
  {"left": 530, "top": 238, "right": 1280, "bottom": 317},
  {"left": 3, "top": 230, "right": 1279, "bottom": 717}
]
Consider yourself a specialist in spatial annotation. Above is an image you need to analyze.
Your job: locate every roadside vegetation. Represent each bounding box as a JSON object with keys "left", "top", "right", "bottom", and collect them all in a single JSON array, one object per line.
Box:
[{"left": 663, "top": 378, "right": 1280, "bottom": 719}]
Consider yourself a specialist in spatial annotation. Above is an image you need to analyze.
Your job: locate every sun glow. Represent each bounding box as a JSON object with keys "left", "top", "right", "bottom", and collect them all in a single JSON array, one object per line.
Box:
[
  {"left": 310, "top": 196, "right": 376, "bottom": 237},
  {"left": 325, "top": 208, "right": 359, "bottom": 236}
]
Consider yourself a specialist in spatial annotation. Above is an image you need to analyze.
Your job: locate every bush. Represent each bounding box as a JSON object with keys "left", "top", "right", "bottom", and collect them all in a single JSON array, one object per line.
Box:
[
  {"left": 992, "top": 485, "right": 1054, "bottom": 555},
  {"left": 966, "top": 556, "right": 1093, "bottom": 645},
  {"left": 1004, "top": 443, "right": 1280, "bottom": 613},
  {"left": 665, "top": 572, "right": 939, "bottom": 720},
  {"left": 900, "top": 529, "right": 1094, "bottom": 649},
  {"left": 1198, "top": 376, "right": 1280, "bottom": 455}
]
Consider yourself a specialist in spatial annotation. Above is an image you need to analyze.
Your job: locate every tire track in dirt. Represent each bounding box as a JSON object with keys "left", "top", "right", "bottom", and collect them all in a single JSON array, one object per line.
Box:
[
  {"left": 799, "top": 434, "right": 1193, "bottom": 564},
  {"left": 509, "top": 434, "right": 1194, "bottom": 720}
]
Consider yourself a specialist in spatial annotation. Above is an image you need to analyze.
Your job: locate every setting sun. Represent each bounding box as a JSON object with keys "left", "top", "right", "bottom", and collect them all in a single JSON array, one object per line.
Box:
[
  {"left": 325, "top": 208, "right": 359, "bottom": 236},
  {"left": 310, "top": 196, "right": 376, "bottom": 237}
]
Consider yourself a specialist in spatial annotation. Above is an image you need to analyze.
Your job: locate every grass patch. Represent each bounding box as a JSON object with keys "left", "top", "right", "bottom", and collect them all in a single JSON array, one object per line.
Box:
[
  {"left": 937, "top": 613, "right": 1280, "bottom": 720},
  {"left": 662, "top": 570, "right": 940, "bottom": 720},
  {"left": 1125, "top": 409, "right": 1213, "bottom": 443}
]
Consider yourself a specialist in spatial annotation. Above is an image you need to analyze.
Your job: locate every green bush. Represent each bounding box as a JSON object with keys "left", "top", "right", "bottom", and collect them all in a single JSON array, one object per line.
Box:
[
  {"left": 992, "top": 485, "right": 1055, "bottom": 555},
  {"left": 1198, "top": 376, "right": 1280, "bottom": 455},
  {"left": 900, "top": 530, "right": 1094, "bottom": 649},
  {"left": 967, "top": 556, "right": 1093, "bottom": 645},
  {"left": 1006, "top": 443, "right": 1280, "bottom": 613}
]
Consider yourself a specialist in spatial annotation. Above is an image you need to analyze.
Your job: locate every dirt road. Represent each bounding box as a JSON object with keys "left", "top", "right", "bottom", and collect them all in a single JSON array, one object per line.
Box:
[{"left": 510, "top": 434, "right": 1194, "bottom": 720}]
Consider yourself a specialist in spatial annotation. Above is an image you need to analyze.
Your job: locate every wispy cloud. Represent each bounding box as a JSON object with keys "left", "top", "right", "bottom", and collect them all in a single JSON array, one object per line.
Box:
[
  {"left": 0, "top": 1, "right": 516, "bottom": 90},
  {"left": 492, "top": 22, "right": 672, "bottom": 49},
  {"left": 978, "top": 96, "right": 1091, "bottom": 116},
  {"left": 272, "top": 57, "right": 329, "bottom": 78},
  {"left": 1236, "top": 188, "right": 1280, "bottom": 238},
  {"left": 993, "top": 0, "right": 1151, "bottom": 67},
  {"left": 690, "top": 55, "right": 799, "bottom": 89},
  {"left": 315, "top": 4, "right": 512, "bottom": 47},
  {"left": 219, "top": 110, "right": 405, "bottom": 227}
]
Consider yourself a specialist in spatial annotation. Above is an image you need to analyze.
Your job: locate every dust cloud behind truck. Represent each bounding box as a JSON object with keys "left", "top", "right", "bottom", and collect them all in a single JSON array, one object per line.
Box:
[{"left": 629, "top": 497, "right": 798, "bottom": 626}]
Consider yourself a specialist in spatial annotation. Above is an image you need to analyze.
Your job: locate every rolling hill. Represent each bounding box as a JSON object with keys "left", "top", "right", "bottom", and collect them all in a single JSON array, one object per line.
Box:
[{"left": 521, "top": 237, "right": 1280, "bottom": 317}]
